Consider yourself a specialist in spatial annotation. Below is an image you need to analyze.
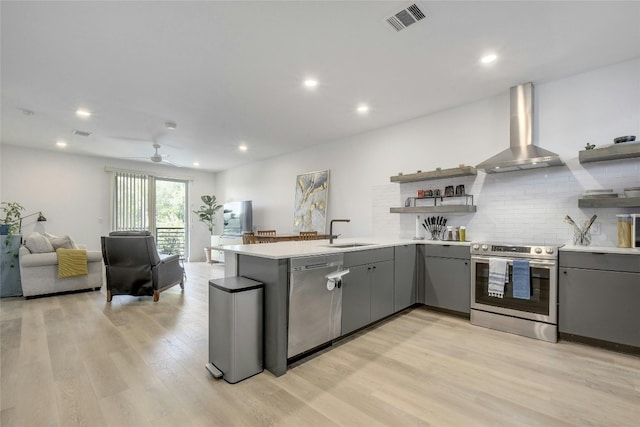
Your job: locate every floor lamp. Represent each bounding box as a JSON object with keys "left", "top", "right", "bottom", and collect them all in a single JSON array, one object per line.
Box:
[{"left": 19, "top": 211, "right": 47, "bottom": 233}]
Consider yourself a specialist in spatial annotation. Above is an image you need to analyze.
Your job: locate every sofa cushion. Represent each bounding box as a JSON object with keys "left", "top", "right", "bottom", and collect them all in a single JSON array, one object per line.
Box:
[
  {"left": 19, "top": 248, "right": 103, "bottom": 267},
  {"left": 45, "top": 233, "right": 79, "bottom": 250},
  {"left": 25, "top": 232, "right": 54, "bottom": 253}
]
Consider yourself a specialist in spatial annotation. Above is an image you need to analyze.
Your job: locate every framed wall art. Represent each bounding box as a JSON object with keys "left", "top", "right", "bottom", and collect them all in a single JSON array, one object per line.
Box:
[{"left": 293, "top": 170, "right": 329, "bottom": 233}]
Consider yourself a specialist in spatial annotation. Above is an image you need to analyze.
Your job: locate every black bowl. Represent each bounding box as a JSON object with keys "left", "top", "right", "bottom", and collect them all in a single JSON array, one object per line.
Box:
[{"left": 613, "top": 135, "right": 636, "bottom": 144}]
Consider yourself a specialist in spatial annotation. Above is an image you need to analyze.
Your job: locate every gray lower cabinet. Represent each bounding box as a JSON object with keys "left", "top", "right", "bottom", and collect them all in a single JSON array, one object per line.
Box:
[
  {"left": 341, "top": 264, "right": 371, "bottom": 334},
  {"left": 559, "top": 251, "right": 640, "bottom": 348},
  {"left": 422, "top": 244, "right": 470, "bottom": 315},
  {"left": 370, "top": 260, "right": 394, "bottom": 322},
  {"left": 342, "top": 247, "right": 394, "bottom": 335},
  {"left": 394, "top": 244, "right": 417, "bottom": 312}
]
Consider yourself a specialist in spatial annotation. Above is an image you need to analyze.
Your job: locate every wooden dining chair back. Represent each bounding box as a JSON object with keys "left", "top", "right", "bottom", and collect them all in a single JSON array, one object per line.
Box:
[
  {"left": 242, "top": 232, "right": 257, "bottom": 244},
  {"left": 256, "top": 230, "right": 276, "bottom": 236},
  {"left": 299, "top": 231, "right": 318, "bottom": 240}
]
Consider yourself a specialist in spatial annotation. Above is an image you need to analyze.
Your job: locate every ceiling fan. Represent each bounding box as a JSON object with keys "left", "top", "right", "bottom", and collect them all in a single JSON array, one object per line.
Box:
[{"left": 124, "top": 142, "right": 181, "bottom": 167}]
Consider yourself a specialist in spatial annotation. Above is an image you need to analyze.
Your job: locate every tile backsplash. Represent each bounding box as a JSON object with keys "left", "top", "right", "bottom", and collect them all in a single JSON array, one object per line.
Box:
[{"left": 374, "top": 158, "right": 640, "bottom": 246}]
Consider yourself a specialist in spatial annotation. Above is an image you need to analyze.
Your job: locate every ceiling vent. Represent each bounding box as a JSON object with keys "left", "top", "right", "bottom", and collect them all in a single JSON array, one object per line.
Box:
[
  {"left": 72, "top": 129, "right": 92, "bottom": 137},
  {"left": 384, "top": 3, "right": 427, "bottom": 32}
]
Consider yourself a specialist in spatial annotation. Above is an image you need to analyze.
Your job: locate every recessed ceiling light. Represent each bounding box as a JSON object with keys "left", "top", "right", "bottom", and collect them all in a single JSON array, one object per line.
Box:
[
  {"left": 165, "top": 121, "right": 177, "bottom": 130},
  {"left": 239, "top": 144, "right": 248, "bottom": 152},
  {"left": 76, "top": 109, "right": 91, "bottom": 117},
  {"left": 303, "top": 79, "right": 318, "bottom": 89},
  {"left": 193, "top": 162, "right": 200, "bottom": 167},
  {"left": 480, "top": 54, "right": 497, "bottom": 64},
  {"left": 356, "top": 104, "right": 369, "bottom": 114},
  {"left": 56, "top": 140, "right": 67, "bottom": 148}
]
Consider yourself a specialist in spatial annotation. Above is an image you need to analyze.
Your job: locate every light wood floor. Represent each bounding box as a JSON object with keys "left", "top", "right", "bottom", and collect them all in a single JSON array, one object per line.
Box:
[{"left": 1, "top": 262, "right": 639, "bottom": 426}]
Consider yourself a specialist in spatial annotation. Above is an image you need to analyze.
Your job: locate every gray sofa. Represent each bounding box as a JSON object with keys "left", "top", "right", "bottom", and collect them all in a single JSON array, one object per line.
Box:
[{"left": 18, "top": 245, "right": 103, "bottom": 298}]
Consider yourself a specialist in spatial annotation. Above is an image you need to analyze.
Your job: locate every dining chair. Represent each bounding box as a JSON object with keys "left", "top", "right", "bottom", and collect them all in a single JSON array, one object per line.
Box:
[
  {"left": 242, "top": 232, "right": 257, "bottom": 244},
  {"left": 256, "top": 230, "right": 276, "bottom": 236},
  {"left": 299, "top": 231, "right": 318, "bottom": 240}
]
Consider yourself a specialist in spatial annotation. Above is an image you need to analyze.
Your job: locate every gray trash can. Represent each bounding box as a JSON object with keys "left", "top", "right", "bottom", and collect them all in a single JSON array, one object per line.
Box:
[{"left": 206, "top": 276, "right": 264, "bottom": 384}]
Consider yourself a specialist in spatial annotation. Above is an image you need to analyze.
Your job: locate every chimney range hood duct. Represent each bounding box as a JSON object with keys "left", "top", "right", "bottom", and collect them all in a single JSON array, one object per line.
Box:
[{"left": 476, "top": 82, "right": 564, "bottom": 173}]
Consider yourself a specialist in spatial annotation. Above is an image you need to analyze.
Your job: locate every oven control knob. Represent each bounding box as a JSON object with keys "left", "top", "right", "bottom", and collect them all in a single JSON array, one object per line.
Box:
[
  {"left": 534, "top": 247, "right": 542, "bottom": 254},
  {"left": 545, "top": 247, "right": 554, "bottom": 254},
  {"left": 481, "top": 244, "right": 489, "bottom": 251},
  {"left": 472, "top": 244, "right": 480, "bottom": 250}
]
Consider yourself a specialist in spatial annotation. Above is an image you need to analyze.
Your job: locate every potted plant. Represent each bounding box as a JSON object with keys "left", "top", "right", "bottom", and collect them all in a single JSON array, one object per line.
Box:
[
  {"left": 193, "top": 195, "right": 223, "bottom": 263},
  {"left": 1, "top": 202, "right": 25, "bottom": 236},
  {"left": 1, "top": 202, "right": 25, "bottom": 295}
]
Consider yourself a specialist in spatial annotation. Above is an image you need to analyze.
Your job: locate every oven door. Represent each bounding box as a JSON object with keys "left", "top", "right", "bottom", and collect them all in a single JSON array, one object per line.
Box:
[{"left": 470, "top": 256, "right": 557, "bottom": 324}]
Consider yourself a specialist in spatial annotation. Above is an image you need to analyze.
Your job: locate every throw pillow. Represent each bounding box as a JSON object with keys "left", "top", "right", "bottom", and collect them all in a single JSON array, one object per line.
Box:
[
  {"left": 24, "top": 232, "right": 55, "bottom": 253},
  {"left": 45, "top": 233, "right": 79, "bottom": 250}
]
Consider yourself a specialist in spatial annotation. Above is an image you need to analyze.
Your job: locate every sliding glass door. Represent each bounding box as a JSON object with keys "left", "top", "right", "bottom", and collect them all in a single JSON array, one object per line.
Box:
[
  {"left": 154, "top": 178, "right": 187, "bottom": 258},
  {"left": 112, "top": 172, "right": 189, "bottom": 258}
]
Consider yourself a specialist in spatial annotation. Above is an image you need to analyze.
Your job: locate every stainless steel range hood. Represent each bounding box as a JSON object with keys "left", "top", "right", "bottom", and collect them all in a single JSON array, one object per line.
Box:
[{"left": 476, "top": 82, "right": 564, "bottom": 173}]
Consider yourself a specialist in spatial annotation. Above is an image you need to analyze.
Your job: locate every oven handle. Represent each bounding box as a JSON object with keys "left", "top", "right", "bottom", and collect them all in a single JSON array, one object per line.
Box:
[{"left": 471, "top": 256, "right": 557, "bottom": 269}]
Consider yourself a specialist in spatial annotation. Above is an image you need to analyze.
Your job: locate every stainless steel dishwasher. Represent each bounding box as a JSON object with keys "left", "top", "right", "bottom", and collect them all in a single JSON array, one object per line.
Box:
[{"left": 288, "top": 254, "right": 350, "bottom": 359}]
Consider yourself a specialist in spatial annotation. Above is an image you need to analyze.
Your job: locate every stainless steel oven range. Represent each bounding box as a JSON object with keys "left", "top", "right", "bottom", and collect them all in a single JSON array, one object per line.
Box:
[{"left": 470, "top": 242, "right": 561, "bottom": 343}]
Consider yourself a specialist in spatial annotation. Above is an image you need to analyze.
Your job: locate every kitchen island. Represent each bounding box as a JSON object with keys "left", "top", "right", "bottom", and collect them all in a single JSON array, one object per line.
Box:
[
  {"left": 219, "top": 239, "right": 640, "bottom": 376},
  {"left": 221, "top": 237, "right": 469, "bottom": 376}
]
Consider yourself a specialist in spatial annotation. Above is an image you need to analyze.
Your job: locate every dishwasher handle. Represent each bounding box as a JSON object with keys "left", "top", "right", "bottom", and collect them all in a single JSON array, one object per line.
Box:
[{"left": 291, "top": 261, "right": 343, "bottom": 271}]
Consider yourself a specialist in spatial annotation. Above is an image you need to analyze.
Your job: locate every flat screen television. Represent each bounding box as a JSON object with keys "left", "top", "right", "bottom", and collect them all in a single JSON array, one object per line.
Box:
[{"left": 222, "top": 201, "right": 253, "bottom": 236}]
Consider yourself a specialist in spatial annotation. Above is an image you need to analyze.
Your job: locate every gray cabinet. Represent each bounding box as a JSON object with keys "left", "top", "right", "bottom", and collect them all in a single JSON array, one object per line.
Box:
[
  {"left": 370, "top": 260, "right": 394, "bottom": 322},
  {"left": 341, "top": 264, "right": 371, "bottom": 335},
  {"left": 394, "top": 244, "right": 416, "bottom": 312},
  {"left": 342, "top": 247, "right": 394, "bottom": 335},
  {"left": 559, "top": 251, "right": 640, "bottom": 348},
  {"left": 422, "top": 244, "right": 470, "bottom": 315}
]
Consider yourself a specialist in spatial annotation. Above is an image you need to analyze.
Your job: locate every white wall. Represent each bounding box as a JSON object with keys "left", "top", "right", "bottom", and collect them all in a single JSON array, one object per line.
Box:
[
  {"left": 216, "top": 58, "right": 640, "bottom": 246},
  {"left": 2, "top": 59, "right": 638, "bottom": 252},
  {"left": 0, "top": 145, "right": 217, "bottom": 260}
]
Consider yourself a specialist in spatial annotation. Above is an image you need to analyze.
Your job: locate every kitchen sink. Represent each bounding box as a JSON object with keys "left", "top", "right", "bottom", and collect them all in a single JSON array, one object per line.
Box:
[{"left": 323, "top": 243, "right": 374, "bottom": 248}]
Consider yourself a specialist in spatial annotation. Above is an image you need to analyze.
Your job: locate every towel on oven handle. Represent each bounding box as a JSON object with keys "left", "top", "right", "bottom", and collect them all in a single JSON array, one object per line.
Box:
[
  {"left": 488, "top": 258, "right": 508, "bottom": 298},
  {"left": 512, "top": 260, "right": 531, "bottom": 300}
]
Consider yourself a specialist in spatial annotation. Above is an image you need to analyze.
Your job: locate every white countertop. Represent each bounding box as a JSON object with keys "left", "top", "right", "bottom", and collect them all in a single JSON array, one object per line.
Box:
[
  {"left": 560, "top": 245, "right": 640, "bottom": 255},
  {"left": 220, "top": 237, "right": 470, "bottom": 259}
]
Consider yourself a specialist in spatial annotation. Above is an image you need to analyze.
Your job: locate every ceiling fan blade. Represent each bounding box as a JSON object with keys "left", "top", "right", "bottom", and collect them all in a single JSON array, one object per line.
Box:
[{"left": 161, "top": 159, "right": 181, "bottom": 167}]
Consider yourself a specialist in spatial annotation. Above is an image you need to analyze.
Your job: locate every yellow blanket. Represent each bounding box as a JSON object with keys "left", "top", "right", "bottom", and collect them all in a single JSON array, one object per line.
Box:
[{"left": 57, "top": 248, "right": 88, "bottom": 278}]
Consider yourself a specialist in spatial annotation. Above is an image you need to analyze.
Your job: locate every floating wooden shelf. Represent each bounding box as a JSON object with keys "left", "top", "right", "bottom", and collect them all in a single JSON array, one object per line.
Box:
[
  {"left": 579, "top": 142, "right": 640, "bottom": 164},
  {"left": 578, "top": 197, "right": 640, "bottom": 208},
  {"left": 390, "top": 166, "right": 477, "bottom": 183},
  {"left": 390, "top": 205, "right": 477, "bottom": 214}
]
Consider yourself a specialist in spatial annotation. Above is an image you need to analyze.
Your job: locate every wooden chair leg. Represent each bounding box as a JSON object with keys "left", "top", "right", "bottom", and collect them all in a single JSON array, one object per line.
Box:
[
  {"left": 107, "top": 290, "right": 112, "bottom": 302},
  {"left": 153, "top": 290, "right": 159, "bottom": 302}
]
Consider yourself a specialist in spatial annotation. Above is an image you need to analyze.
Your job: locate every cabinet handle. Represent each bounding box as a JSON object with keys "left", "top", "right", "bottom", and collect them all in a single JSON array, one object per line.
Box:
[{"left": 563, "top": 271, "right": 567, "bottom": 274}]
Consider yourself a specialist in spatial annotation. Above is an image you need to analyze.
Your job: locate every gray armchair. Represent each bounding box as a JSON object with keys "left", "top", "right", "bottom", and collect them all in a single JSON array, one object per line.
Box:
[{"left": 101, "top": 231, "right": 184, "bottom": 302}]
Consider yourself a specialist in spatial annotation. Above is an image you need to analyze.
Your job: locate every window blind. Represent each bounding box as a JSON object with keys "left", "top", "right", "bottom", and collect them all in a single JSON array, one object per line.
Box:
[{"left": 113, "top": 172, "right": 149, "bottom": 231}]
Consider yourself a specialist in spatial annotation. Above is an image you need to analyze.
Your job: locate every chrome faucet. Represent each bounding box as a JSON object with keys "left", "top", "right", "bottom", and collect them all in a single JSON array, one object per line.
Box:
[{"left": 329, "top": 219, "right": 350, "bottom": 244}]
